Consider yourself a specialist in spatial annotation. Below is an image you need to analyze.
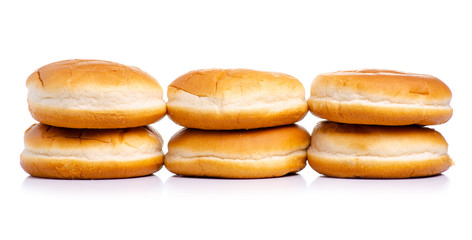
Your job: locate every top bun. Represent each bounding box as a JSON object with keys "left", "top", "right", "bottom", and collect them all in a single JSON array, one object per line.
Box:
[
  {"left": 167, "top": 69, "right": 307, "bottom": 130},
  {"left": 26, "top": 59, "right": 167, "bottom": 129},
  {"left": 308, "top": 69, "right": 453, "bottom": 125}
]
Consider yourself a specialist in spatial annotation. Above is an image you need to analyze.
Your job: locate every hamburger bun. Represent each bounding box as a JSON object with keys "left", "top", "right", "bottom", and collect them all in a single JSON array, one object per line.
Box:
[
  {"left": 26, "top": 59, "right": 166, "bottom": 129},
  {"left": 20, "top": 123, "right": 164, "bottom": 179},
  {"left": 308, "top": 69, "right": 453, "bottom": 125},
  {"left": 164, "top": 125, "right": 310, "bottom": 178},
  {"left": 307, "top": 121, "right": 453, "bottom": 178},
  {"left": 167, "top": 69, "right": 307, "bottom": 130}
]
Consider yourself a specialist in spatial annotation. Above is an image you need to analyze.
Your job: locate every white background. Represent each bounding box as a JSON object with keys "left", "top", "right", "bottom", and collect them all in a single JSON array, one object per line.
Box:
[{"left": 1, "top": 0, "right": 471, "bottom": 239}]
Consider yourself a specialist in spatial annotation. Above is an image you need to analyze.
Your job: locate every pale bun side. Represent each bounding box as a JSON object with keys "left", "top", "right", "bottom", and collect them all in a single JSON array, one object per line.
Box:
[
  {"left": 308, "top": 69, "right": 453, "bottom": 125},
  {"left": 20, "top": 123, "right": 164, "bottom": 179},
  {"left": 165, "top": 125, "right": 310, "bottom": 178},
  {"left": 307, "top": 121, "right": 453, "bottom": 178},
  {"left": 167, "top": 69, "right": 307, "bottom": 129},
  {"left": 308, "top": 98, "right": 452, "bottom": 126},
  {"left": 167, "top": 87, "right": 307, "bottom": 130},
  {"left": 26, "top": 59, "right": 166, "bottom": 128},
  {"left": 28, "top": 102, "right": 166, "bottom": 129}
]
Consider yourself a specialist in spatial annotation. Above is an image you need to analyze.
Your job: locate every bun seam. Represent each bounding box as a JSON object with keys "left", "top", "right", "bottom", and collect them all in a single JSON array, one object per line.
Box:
[
  {"left": 166, "top": 149, "right": 307, "bottom": 161},
  {"left": 309, "top": 97, "right": 451, "bottom": 108},
  {"left": 308, "top": 149, "right": 446, "bottom": 160}
]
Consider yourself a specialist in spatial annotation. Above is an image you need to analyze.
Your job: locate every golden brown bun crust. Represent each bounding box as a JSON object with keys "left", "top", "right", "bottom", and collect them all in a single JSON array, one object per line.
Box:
[
  {"left": 167, "top": 69, "right": 307, "bottom": 129},
  {"left": 168, "top": 125, "right": 310, "bottom": 155},
  {"left": 26, "top": 59, "right": 166, "bottom": 128},
  {"left": 26, "top": 59, "right": 162, "bottom": 92},
  {"left": 308, "top": 69, "right": 453, "bottom": 125},
  {"left": 20, "top": 123, "right": 164, "bottom": 179},
  {"left": 307, "top": 121, "right": 453, "bottom": 178},
  {"left": 165, "top": 125, "right": 310, "bottom": 178},
  {"left": 169, "top": 69, "right": 303, "bottom": 97}
]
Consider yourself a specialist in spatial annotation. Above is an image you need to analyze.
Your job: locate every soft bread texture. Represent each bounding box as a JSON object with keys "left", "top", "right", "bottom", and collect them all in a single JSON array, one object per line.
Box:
[
  {"left": 167, "top": 69, "right": 307, "bottom": 130},
  {"left": 27, "top": 59, "right": 166, "bottom": 129},
  {"left": 20, "top": 123, "right": 164, "bottom": 179},
  {"left": 308, "top": 69, "right": 453, "bottom": 125},
  {"left": 165, "top": 125, "right": 310, "bottom": 178},
  {"left": 307, "top": 121, "right": 453, "bottom": 178}
]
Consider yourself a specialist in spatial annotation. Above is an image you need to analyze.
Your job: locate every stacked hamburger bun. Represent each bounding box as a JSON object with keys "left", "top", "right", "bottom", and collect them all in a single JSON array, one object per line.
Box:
[
  {"left": 306, "top": 69, "right": 453, "bottom": 178},
  {"left": 21, "top": 59, "right": 166, "bottom": 179},
  {"left": 165, "top": 69, "right": 310, "bottom": 178}
]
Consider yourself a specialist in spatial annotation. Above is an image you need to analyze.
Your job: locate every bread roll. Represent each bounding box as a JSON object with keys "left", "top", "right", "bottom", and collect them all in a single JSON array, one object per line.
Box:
[
  {"left": 307, "top": 121, "right": 453, "bottom": 178},
  {"left": 165, "top": 125, "right": 310, "bottom": 178},
  {"left": 27, "top": 59, "right": 166, "bottom": 128},
  {"left": 167, "top": 69, "right": 307, "bottom": 130},
  {"left": 20, "top": 123, "right": 164, "bottom": 179},
  {"left": 308, "top": 69, "right": 452, "bottom": 125}
]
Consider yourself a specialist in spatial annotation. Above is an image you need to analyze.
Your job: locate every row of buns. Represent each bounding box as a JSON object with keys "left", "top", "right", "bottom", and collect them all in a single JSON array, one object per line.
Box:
[
  {"left": 21, "top": 59, "right": 453, "bottom": 179},
  {"left": 22, "top": 122, "right": 452, "bottom": 179},
  {"left": 26, "top": 59, "right": 453, "bottom": 129}
]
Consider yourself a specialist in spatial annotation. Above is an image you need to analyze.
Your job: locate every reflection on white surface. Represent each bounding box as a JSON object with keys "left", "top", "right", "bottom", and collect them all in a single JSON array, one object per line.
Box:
[
  {"left": 21, "top": 174, "right": 163, "bottom": 198},
  {"left": 165, "top": 174, "right": 306, "bottom": 199},
  {"left": 310, "top": 174, "right": 450, "bottom": 196}
]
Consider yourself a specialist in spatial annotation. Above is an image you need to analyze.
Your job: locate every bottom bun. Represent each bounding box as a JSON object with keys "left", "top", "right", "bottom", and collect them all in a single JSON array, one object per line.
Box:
[
  {"left": 165, "top": 152, "right": 307, "bottom": 179},
  {"left": 307, "top": 154, "right": 451, "bottom": 179},
  {"left": 20, "top": 156, "right": 163, "bottom": 179},
  {"left": 20, "top": 123, "right": 164, "bottom": 179},
  {"left": 307, "top": 121, "right": 453, "bottom": 178},
  {"left": 164, "top": 125, "right": 310, "bottom": 178}
]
